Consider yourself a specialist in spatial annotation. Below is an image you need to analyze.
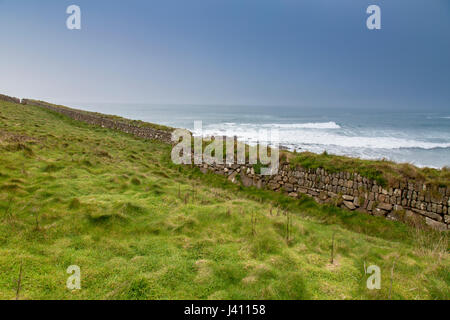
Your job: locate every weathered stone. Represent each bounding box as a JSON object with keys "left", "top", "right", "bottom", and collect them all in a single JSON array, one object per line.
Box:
[
  {"left": 444, "top": 215, "right": 450, "bottom": 224},
  {"left": 298, "top": 187, "right": 308, "bottom": 194},
  {"left": 319, "top": 191, "right": 328, "bottom": 201},
  {"left": 425, "top": 218, "right": 447, "bottom": 231},
  {"left": 342, "top": 195, "right": 354, "bottom": 201},
  {"left": 227, "top": 171, "right": 239, "bottom": 184},
  {"left": 362, "top": 199, "right": 369, "bottom": 209},
  {"left": 0, "top": 94, "right": 21, "bottom": 104},
  {"left": 373, "top": 208, "right": 387, "bottom": 217},
  {"left": 377, "top": 203, "right": 393, "bottom": 211},
  {"left": 267, "top": 182, "right": 278, "bottom": 190},
  {"left": 343, "top": 201, "right": 356, "bottom": 210},
  {"left": 411, "top": 208, "right": 443, "bottom": 222},
  {"left": 353, "top": 196, "right": 360, "bottom": 207}
]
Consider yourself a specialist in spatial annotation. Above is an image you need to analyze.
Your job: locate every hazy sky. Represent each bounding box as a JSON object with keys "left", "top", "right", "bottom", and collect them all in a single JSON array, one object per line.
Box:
[{"left": 0, "top": 0, "right": 449, "bottom": 109}]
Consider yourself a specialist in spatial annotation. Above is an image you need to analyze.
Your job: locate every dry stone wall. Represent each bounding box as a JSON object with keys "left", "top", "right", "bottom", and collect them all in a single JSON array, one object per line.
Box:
[
  {"left": 1, "top": 94, "right": 447, "bottom": 231},
  {"left": 0, "top": 94, "right": 21, "bottom": 104},
  {"left": 196, "top": 162, "right": 449, "bottom": 231},
  {"left": 21, "top": 99, "right": 172, "bottom": 144}
]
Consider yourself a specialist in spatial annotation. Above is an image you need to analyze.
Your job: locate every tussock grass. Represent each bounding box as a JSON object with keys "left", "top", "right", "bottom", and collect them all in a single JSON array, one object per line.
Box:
[{"left": 0, "top": 100, "right": 448, "bottom": 300}]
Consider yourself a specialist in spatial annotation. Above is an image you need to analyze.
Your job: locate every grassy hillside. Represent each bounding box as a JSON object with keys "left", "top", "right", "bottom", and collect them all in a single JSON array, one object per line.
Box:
[{"left": 0, "top": 101, "right": 448, "bottom": 300}]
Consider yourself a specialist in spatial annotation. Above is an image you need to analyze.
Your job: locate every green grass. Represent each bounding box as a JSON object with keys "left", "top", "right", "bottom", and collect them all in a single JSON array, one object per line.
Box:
[
  {"left": 0, "top": 100, "right": 448, "bottom": 300},
  {"left": 24, "top": 99, "right": 175, "bottom": 132}
]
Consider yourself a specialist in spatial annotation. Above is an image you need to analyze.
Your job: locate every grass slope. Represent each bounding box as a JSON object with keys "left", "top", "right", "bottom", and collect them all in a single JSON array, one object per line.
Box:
[{"left": 0, "top": 101, "right": 448, "bottom": 300}]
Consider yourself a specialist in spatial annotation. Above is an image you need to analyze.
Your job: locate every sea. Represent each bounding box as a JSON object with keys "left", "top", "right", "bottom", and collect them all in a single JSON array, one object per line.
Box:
[{"left": 67, "top": 103, "right": 450, "bottom": 169}]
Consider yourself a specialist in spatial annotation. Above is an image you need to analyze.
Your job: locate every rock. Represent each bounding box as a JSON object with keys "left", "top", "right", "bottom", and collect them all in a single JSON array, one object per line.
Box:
[
  {"left": 425, "top": 218, "right": 447, "bottom": 231},
  {"left": 298, "top": 187, "right": 308, "bottom": 194},
  {"left": 373, "top": 208, "right": 387, "bottom": 217},
  {"left": 240, "top": 174, "right": 253, "bottom": 187},
  {"left": 342, "top": 195, "right": 354, "bottom": 201},
  {"left": 327, "top": 191, "right": 337, "bottom": 198},
  {"left": 227, "top": 171, "right": 239, "bottom": 184},
  {"left": 255, "top": 179, "right": 263, "bottom": 189},
  {"left": 444, "top": 215, "right": 450, "bottom": 224},
  {"left": 284, "top": 183, "right": 294, "bottom": 192},
  {"left": 343, "top": 201, "right": 356, "bottom": 210},
  {"left": 288, "top": 192, "right": 298, "bottom": 198},
  {"left": 268, "top": 182, "right": 280, "bottom": 190},
  {"left": 353, "top": 196, "right": 360, "bottom": 207},
  {"left": 411, "top": 208, "right": 443, "bottom": 222},
  {"left": 377, "top": 203, "right": 393, "bottom": 211}
]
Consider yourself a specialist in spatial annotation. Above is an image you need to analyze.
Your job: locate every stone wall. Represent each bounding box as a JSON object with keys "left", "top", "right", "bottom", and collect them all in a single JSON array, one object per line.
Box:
[
  {"left": 21, "top": 99, "right": 173, "bottom": 144},
  {"left": 0, "top": 94, "right": 21, "bottom": 104},
  {"left": 195, "top": 162, "right": 449, "bottom": 231},
  {"left": 2, "top": 94, "right": 448, "bottom": 231}
]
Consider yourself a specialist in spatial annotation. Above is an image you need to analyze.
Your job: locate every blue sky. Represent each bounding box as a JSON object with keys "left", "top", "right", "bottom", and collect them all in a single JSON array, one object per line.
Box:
[{"left": 0, "top": 0, "right": 449, "bottom": 110}]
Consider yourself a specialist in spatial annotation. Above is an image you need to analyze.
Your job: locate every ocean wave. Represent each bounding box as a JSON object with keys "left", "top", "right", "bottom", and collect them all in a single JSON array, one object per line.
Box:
[
  {"left": 201, "top": 121, "right": 341, "bottom": 130},
  {"left": 194, "top": 124, "right": 450, "bottom": 150},
  {"left": 260, "top": 122, "right": 341, "bottom": 129}
]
